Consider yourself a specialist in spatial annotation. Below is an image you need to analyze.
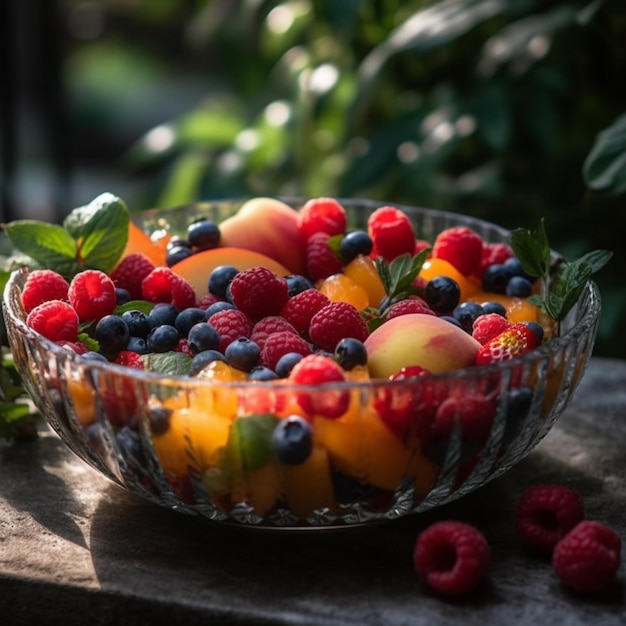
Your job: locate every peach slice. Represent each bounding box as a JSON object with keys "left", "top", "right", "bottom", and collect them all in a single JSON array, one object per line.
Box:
[
  {"left": 121, "top": 220, "right": 167, "bottom": 267},
  {"left": 171, "top": 247, "right": 291, "bottom": 299}
]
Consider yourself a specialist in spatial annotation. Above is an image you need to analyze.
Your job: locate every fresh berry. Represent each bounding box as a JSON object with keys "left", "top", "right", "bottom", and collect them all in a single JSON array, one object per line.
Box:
[
  {"left": 225, "top": 337, "right": 261, "bottom": 372},
  {"left": 126, "top": 336, "right": 148, "bottom": 354},
  {"left": 285, "top": 274, "right": 314, "bottom": 297},
  {"left": 306, "top": 232, "right": 343, "bottom": 281},
  {"left": 114, "top": 350, "right": 145, "bottom": 369},
  {"left": 272, "top": 415, "right": 313, "bottom": 464},
  {"left": 481, "top": 263, "right": 514, "bottom": 294},
  {"left": 423, "top": 276, "right": 461, "bottom": 315},
  {"left": 229, "top": 267, "right": 289, "bottom": 321},
  {"left": 174, "top": 307, "right": 208, "bottom": 337},
  {"left": 274, "top": 352, "right": 304, "bottom": 377},
  {"left": 196, "top": 292, "right": 222, "bottom": 310},
  {"left": 297, "top": 197, "right": 347, "bottom": 239},
  {"left": 451, "top": 301, "right": 485, "bottom": 333},
  {"left": 175, "top": 337, "right": 194, "bottom": 357},
  {"left": 385, "top": 298, "right": 435, "bottom": 319},
  {"left": 56, "top": 340, "right": 90, "bottom": 354},
  {"left": 187, "top": 218, "right": 220, "bottom": 250},
  {"left": 476, "top": 323, "right": 541, "bottom": 364},
  {"left": 190, "top": 350, "right": 227, "bottom": 375},
  {"left": 515, "top": 484, "right": 585, "bottom": 553},
  {"left": 68, "top": 270, "right": 117, "bottom": 321},
  {"left": 250, "top": 316, "right": 298, "bottom": 349},
  {"left": 288, "top": 354, "right": 349, "bottom": 419},
  {"left": 334, "top": 337, "right": 368, "bottom": 370},
  {"left": 21, "top": 270, "right": 69, "bottom": 313},
  {"left": 506, "top": 276, "right": 533, "bottom": 298},
  {"left": 141, "top": 267, "right": 196, "bottom": 310},
  {"left": 166, "top": 245, "right": 193, "bottom": 267},
  {"left": 339, "top": 230, "right": 373, "bottom": 263},
  {"left": 260, "top": 330, "right": 311, "bottom": 371},
  {"left": 476, "top": 242, "right": 514, "bottom": 278},
  {"left": 367, "top": 206, "right": 415, "bottom": 262},
  {"left": 148, "top": 303, "right": 180, "bottom": 328},
  {"left": 480, "top": 300, "right": 507, "bottom": 317},
  {"left": 553, "top": 521, "right": 621, "bottom": 593},
  {"left": 205, "top": 308, "right": 253, "bottom": 353},
  {"left": 280, "top": 289, "right": 330, "bottom": 337},
  {"left": 309, "top": 301, "right": 369, "bottom": 353},
  {"left": 471, "top": 313, "right": 511, "bottom": 345},
  {"left": 432, "top": 226, "right": 484, "bottom": 277},
  {"left": 187, "top": 322, "right": 220, "bottom": 354},
  {"left": 26, "top": 300, "right": 79, "bottom": 343},
  {"left": 110, "top": 253, "right": 156, "bottom": 300},
  {"left": 147, "top": 324, "right": 180, "bottom": 353},
  {"left": 208, "top": 265, "right": 239, "bottom": 299},
  {"left": 94, "top": 314, "right": 130, "bottom": 354},
  {"left": 121, "top": 310, "right": 151, "bottom": 338},
  {"left": 413, "top": 521, "right": 491, "bottom": 595}
]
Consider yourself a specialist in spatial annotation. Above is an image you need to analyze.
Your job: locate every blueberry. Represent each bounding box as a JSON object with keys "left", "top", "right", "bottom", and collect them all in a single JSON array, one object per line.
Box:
[
  {"left": 115, "top": 288, "right": 132, "bottom": 305},
  {"left": 167, "top": 236, "right": 191, "bottom": 251},
  {"left": 187, "top": 322, "right": 220, "bottom": 354},
  {"left": 190, "top": 349, "right": 227, "bottom": 375},
  {"left": 503, "top": 386, "right": 534, "bottom": 444},
  {"left": 166, "top": 245, "right": 194, "bottom": 267},
  {"left": 147, "top": 324, "right": 180, "bottom": 353},
  {"left": 127, "top": 336, "right": 149, "bottom": 354},
  {"left": 272, "top": 416, "right": 313, "bottom": 465},
  {"left": 121, "top": 310, "right": 151, "bottom": 338},
  {"left": 423, "top": 276, "right": 461, "bottom": 314},
  {"left": 339, "top": 230, "right": 373, "bottom": 263},
  {"left": 175, "top": 307, "right": 208, "bottom": 337},
  {"left": 334, "top": 337, "right": 368, "bottom": 370},
  {"left": 147, "top": 406, "right": 172, "bottom": 436},
  {"left": 225, "top": 337, "right": 261, "bottom": 372},
  {"left": 481, "top": 301, "right": 507, "bottom": 317},
  {"left": 452, "top": 301, "right": 485, "bottom": 334},
  {"left": 275, "top": 352, "right": 304, "bottom": 378},
  {"left": 82, "top": 351, "right": 109, "bottom": 363},
  {"left": 205, "top": 301, "right": 236, "bottom": 319},
  {"left": 439, "top": 315, "right": 464, "bottom": 329},
  {"left": 525, "top": 321, "right": 544, "bottom": 344},
  {"left": 505, "top": 276, "right": 533, "bottom": 298},
  {"left": 148, "top": 303, "right": 179, "bottom": 328},
  {"left": 208, "top": 265, "right": 239, "bottom": 298},
  {"left": 481, "top": 264, "right": 513, "bottom": 294},
  {"left": 503, "top": 257, "right": 534, "bottom": 281},
  {"left": 95, "top": 315, "right": 130, "bottom": 354},
  {"left": 248, "top": 366, "right": 280, "bottom": 381},
  {"left": 187, "top": 219, "right": 220, "bottom": 250},
  {"left": 285, "top": 275, "right": 314, "bottom": 297}
]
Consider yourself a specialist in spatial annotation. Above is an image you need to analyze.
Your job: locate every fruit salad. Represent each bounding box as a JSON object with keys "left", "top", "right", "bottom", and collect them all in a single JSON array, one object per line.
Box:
[{"left": 2, "top": 195, "right": 608, "bottom": 524}]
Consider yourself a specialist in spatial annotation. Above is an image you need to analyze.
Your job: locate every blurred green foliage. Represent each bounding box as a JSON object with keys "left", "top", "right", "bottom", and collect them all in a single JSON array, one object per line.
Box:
[{"left": 63, "top": 0, "right": 626, "bottom": 356}]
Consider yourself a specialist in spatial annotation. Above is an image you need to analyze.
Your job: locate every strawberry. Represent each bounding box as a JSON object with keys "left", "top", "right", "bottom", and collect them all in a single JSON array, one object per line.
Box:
[{"left": 475, "top": 323, "right": 541, "bottom": 365}]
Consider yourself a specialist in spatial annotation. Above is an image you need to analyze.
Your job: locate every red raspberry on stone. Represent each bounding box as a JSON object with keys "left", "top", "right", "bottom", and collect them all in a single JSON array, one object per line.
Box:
[
  {"left": 207, "top": 308, "right": 253, "bottom": 353},
  {"left": 280, "top": 289, "right": 330, "bottom": 337},
  {"left": 476, "top": 242, "right": 514, "bottom": 279},
  {"left": 21, "top": 269, "right": 69, "bottom": 313},
  {"left": 297, "top": 197, "right": 347, "bottom": 239},
  {"left": 114, "top": 350, "right": 145, "bottom": 369},
  {"left": 288, "top": 353, "right": 349, "bottom": 419},
  {"left": 260, "top": 330, "right": 311, "bottom": 371},
  {"left": 386, "top": 297, "right": 435, "bottom": 320},
  {"left": 142, "top": 267, "right": 196, "bottom": 310},
  {"left": 309, "top": 301, "right": 369, "bottom": 353},
  {"left": 367, "top": 206, "right": 415, "bottom": 262},
  {"left": 229, "top": 266, "right": 289, "bottom": 322},
  {"left": 68, "top": 270, "right": 117, "bottom": 322},
  {"left": 26, "top": 300, "right": 79, "bottom": 343},
  {"left": 251, "top": 316, "right": 298, "bottom": 350},
  {"left": 306, "top": 232, "right": 343, "bottom": 281},
  {"left": 553, "top": 520, "right": 621, "bottom": 593},
  {"left": 476, "top": 323, "right": 540, "bottom": 365},
  {"left": 432, "top": 226, "right": 484, "bottom": 277},
  {"left": 515, "top": 484, "right": 585, "bottom": 553},
  {"left": 110, "top": 253, "right": 156, "bottom": 300},
  {"left": 413, "top": 520, "right": 491, "bottom": 596},
  {"left": 472, "top": 313, "right": 511, "bottom": 345}
]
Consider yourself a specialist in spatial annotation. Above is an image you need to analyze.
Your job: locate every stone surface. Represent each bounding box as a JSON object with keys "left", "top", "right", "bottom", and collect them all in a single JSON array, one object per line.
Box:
[{"left": 1, "top": 357, "right": 626, "bottom": 625}]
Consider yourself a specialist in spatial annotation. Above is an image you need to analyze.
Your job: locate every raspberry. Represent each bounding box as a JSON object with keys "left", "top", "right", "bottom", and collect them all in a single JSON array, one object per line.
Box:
[
  {"left": 251, "top": 316, "right": 298, "bottom": 349},
  {"left": 229, "top": 267, "right": 289, "bottom": 321},
  {"left": 475, "top": 323, "right": 540, "bottom": 365},
  {"left": 471, "top": 313, "right": 511, "bottom": 345},
  {"left": 386, "top": 297, "right": 435, "bottom": 320},
  {"left": 306, "top": 232, "right": 343, "bottom": 281},
  {"left": 260, "top": 330, "right": 311, "bottom": 371},
  {"left": 68, "top": 270, "right": 117, "bottom": 321},
  {"left": 367, "top": 206, "right": 415, "bottom": 262},
  {"left": 114, "top": 350, "right": 145, "bottom": 369},
  {"left": 413, "top": 521, "right": 491, "bottom": 595},
  {"left": 26, "top": 300, "right": 79, "bottom": 343},
  {"left": 21, "top": 270, "right": 69, "bottom": 313},
  {"left": 288, "top": 354, "right": 349, "bottom": 419},
  {"left": 553, "top": 521, "right": 621, "bottom": 593},
  {"left": 309, "top": 301, "right": 369, "bottom": 353},
  {"left": 142, "top": 267, "right": 196, "bottom": 310},
  {"left": 207, "top": 308, "right": 253, "bottom": 353},
  {"left": 432, "top": 226, "right": 484, "bottom": 277},
  {"left": 110, "top": 253, "right": 156, "bottom": 300},
  {"left": 476, "top": 242, "right": 514, "bottom": 279},
  {"left": 280, "top": 289, "right": 330, "bottom": 337},
  {"left": 196, "top": 292, "right": 222, "bottom": 310},
  {"left": 56, "top": 340, "right": 90, "bottom": 354},
  {"left": 297, "top": 197, "right": 347, "bottom": 239},
  {"left": 175, "top": 338, "right": 194, "bottom": 356},
  {"left": 515, "top": 484, "right": 585, "bottom": 553}
]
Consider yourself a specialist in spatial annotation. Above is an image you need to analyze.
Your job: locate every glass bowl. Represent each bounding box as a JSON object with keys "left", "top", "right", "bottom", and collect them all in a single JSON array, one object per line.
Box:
[{"left": 2, "top": 199, "right": 601, "bottom": 528}]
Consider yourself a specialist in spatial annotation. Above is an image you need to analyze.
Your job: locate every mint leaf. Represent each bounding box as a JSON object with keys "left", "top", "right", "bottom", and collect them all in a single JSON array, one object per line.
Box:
[
  {"left": 1, "top": 221, "right": 78, "bottom": 276},
  {"left": 375, "top": 248, "right": 429, "bottom": 310},
  {"left": 64, "top": 193, "right": 130, "bottom": 273},
  {"left": 114, "top": 300, "right": 154, "bottom": 315},
  {"left": 327, "top": 234, "right": 344, "bottom": 256},
  {"left": 77, "top": 333, "right": 100, "bottom": 352},
  {"left": 509, "top": 219, "right": 551, "bottom": 279},
  {"left": 227, "top": 414, "right": 279, "bottom": 472},
  {"left": 142, "top": 352, "right": 192, "bottom": 376}
]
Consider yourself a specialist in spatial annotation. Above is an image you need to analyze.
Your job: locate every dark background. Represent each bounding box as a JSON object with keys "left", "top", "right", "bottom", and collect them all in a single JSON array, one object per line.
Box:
[{"left": 2, "top": 0, "right": 625, "bottom": 357}]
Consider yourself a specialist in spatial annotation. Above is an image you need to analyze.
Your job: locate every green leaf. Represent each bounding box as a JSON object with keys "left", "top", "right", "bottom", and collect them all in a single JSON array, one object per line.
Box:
[
  {"left": 141, "top": 352, "right": 192, "bottom": 376},
  {"left": 583, "top": 113, "right": 626, "bottom": 195},
  {"left": 114, "top": 300, "right": 155, "bottom": 316},
  {"left": 227, "top": 414, "right": 279, "bottom": 472},
  {"left": 376, "top": 248, "right": 429, "bottom": 308},
  {"left": 1, "top": 221, "right": 78, "bottom": 276},
  {"left": 77, "top": 333, "right": 100, "bottom": 352},
  {"left": 509, "top": 219, "right": 551, "bottom": 279},
  {"left": 64, "top": 193, "right": 130, "bottom": 273}
]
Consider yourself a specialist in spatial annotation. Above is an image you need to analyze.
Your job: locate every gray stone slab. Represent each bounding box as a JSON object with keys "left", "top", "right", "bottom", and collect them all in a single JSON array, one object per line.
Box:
[{"left": 1, "top": 357, "right": 626, "bottom": 625}]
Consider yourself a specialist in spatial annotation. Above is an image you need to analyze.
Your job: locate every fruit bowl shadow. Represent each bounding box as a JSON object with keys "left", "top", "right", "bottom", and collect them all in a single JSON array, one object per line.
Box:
[{"left": 2, "top": 199, "right": 601, "bottom": 528}]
